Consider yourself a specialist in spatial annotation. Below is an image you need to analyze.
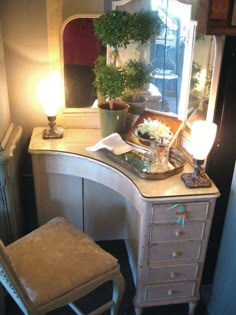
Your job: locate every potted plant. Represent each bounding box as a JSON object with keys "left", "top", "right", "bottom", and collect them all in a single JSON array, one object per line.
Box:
[
  {"left": 93, "top": 56, "right": 129, "bottom": 137},
  {"left": 93, "top": 10, "right": 131, "bottom": 66},
  {"left": 129, "top": 10, "right": 162, "bottom": 44},
  {"left": 93, "top": 9, "right": 162, "bottom": 66},
  {"left": 122, "top": 59, "right": 153, "bottom": 114},
  {"left": 93, "top": 10, "right": 131, "bottom": 49}
]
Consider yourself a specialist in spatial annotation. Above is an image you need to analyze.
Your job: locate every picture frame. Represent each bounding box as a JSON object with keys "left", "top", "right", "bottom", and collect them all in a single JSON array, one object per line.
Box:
[
  {"left": 125, "top": 110, "right": 184, "bottom": 151},
  {"left": 210, "top": 0, "right": 230, "bottom": 21}
]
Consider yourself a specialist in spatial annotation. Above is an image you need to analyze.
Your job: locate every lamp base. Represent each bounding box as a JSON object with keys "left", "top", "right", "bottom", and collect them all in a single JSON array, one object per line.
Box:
[
  {"left": 42, "top": 125, "right": 64, "bottom": 139},
  {"left": 181, "top": 173, "right": 211, "bottom": 188}
]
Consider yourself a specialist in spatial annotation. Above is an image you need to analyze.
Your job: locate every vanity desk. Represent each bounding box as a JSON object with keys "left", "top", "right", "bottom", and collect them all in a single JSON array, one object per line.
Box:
[{"left": 29, "top": 127, "right": 219, "bottom": 315}]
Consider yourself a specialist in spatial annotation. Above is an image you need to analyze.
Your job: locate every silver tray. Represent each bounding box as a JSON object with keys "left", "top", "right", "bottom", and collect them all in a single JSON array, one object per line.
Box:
[{"left": 103, "top": 148, "right": 186, "bottom": 180}]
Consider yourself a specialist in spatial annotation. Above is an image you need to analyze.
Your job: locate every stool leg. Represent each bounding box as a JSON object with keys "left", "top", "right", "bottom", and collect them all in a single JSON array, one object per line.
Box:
[{"left": 111, "top": 273, "right": 125, "bottom": 315}]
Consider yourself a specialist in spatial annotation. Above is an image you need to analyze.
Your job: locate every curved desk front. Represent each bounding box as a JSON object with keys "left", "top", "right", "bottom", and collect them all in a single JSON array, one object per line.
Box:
[{"left": 29, "top": 127, "right": 219, "bottom": 315}]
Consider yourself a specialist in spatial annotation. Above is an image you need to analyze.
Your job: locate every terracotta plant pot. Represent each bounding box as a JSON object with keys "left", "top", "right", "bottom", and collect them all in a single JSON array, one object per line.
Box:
[{"left": 98, "top": 102, "right": 129, "bottom": 137}]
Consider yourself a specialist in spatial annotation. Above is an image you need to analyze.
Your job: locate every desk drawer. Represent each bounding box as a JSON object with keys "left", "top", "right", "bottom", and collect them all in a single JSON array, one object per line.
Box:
[
  {"left": 146, "top": 281, "right": 195, "bottom": 301},
  {"left": 152, "top": 202, "right": 209, "bottom": 223},
  {"left": 150, "top": 222, "right": 205, "bottom": 243},
  {"left": 148, "top": 242, "right": 201, "bottom": 263},
  {"left": 147, "top": 264, "right": 198, "bottom": 284}
]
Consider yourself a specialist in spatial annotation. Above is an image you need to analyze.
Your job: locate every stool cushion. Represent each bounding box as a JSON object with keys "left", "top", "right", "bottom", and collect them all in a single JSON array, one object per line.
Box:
[{"left": 5, "top": 217, "right": 118, "bottom": 307}]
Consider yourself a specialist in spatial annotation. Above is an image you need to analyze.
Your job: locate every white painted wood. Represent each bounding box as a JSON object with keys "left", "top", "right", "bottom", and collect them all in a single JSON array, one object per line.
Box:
[
  {"left": 0, "top": 23, "right": 11, "bottom": 149},
  {"left": 83, "top": 179, "right": 127, "bottom": 240},
  {"left": 146, "top": 281, "right": 195, "bottom": 301},
  {"left": 0, "top": 124, "right": 23, "bottom": 244},
  {"left": 147, "top": 263, "right": 198, "bottom": 283},
  {"left": 150, "top": 221, "right": 205, "bottom": 242},
  {"left": 152, "top": 201, "right": 209, "bottom": 222},
  {"left": 29, "top": 127, "right": 219, "bottom": 315}
]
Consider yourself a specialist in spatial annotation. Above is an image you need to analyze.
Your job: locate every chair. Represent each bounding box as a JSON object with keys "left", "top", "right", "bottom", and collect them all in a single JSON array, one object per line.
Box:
[{"left": 0, "top": 217, "right": 125, "bottom": 315}]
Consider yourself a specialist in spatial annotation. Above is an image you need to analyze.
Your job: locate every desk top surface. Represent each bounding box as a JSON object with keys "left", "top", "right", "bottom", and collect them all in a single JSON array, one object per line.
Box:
[{"left": 29, "top": 127, "right": 219, "bottom": 200}]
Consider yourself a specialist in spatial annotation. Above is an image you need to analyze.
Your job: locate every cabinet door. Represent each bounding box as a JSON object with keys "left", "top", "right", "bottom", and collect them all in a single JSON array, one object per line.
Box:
[
  {"left": 35, "top": 172, "right": 83, "bottom": 230},
  {"left": 83, "top": 179, "right": 127, "bottom": 240}
]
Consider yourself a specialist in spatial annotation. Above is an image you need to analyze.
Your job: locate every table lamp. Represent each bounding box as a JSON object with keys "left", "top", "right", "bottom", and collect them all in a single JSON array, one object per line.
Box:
[
  {"left": 181, "top": 120, "right": 217, "bottom": 188},
  {"left": 38, "top": 71, "right": 64, "bottom": 139}
]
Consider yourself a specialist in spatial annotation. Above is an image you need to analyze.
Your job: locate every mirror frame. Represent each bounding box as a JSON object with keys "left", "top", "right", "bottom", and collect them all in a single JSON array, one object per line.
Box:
[
  {"left": 59, "top": 14, "right": 101, "bottom": 128},
  {"left": 53, "top": 0, "right": 224, "bottom": 131},
  {"left": 178, "top": 35, "right": 225, "bottom": 162}
]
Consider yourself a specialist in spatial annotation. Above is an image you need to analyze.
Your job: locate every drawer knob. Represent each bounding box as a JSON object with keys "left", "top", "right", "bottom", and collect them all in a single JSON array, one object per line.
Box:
[
  {"left": 175, "top": 230, "right": 182, "bottom": 237},
  {"left": 172, "top": 251, "right": 178, "bottom": 257},
  {"left": 168, "top": 289, "right": 173, "bottom": 296},
  {"left": 170, "top": 272, "right": 176, "bottom": 278}
]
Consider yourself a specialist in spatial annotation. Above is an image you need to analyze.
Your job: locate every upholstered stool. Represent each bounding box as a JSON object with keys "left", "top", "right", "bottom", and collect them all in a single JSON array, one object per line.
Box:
[{"left": 0, "top": 217, "right": 125, "bottom": 314}]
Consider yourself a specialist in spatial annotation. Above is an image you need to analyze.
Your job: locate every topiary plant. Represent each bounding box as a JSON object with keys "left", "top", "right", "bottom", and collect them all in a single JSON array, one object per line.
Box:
[
  {"left": 129, "top": 10, "right": 162, "bottom": 44},
  {"left": 123, "top": 59, "right": 153, "bottom": 100},
  {"left": 93, "top": 56, "right": 126, "bottom": 110},
  {"left": 93, "top": 9, "right": 162, "bottom": 49},
  {"left": 93, "top": 10, "right": 131, "bottom": 49}
]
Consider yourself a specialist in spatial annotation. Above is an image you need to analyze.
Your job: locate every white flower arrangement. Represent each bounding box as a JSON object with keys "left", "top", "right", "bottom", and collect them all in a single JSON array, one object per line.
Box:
[{"left": 137, "top": 117, "right": 172, "bottom": 141}]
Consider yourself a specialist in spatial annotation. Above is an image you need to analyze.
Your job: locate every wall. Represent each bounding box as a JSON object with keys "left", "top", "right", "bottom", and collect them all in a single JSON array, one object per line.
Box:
[
  {"left": 0, "top": 0, "right": 105, "bottom": 231},
  {"left": 0, "top": 0, "right": 104, "bottom": 157},
  {"left": 0, "top": 0, "right": 49, "bottom": 152},
  {"left": 0, "top": 22, "right": 11, "bottom": 145}
]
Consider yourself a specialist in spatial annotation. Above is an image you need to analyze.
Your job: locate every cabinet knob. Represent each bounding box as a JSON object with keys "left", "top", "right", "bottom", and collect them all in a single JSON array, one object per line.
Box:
[
  {"left": 168, "top": 289, "right": 173, "bottom": 296},
  {"left": 170, "top": 272, "right": 176, "bottom": 278},
  {"left": 172, "top": 251, "right": 178, "bottom": 258}
]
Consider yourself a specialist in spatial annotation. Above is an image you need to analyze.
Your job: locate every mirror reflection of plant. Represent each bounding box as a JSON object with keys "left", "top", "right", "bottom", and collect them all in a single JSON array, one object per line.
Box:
[
  {"left": 93, "top": 56, "right": 126, "bottom": 110},
  {"left": 205, "top": 66, "right": 213, "bottom": 96},
  {"left": 93, "top": 10, "right": 162, "bottom": 48},
  {"left": 93, "top": 10, "right": 162, "bottom": 67},
  {"left": 190, "top": 61, "right": 202, "bottom": 91},
  {"left": 93, "top": 10, "right": 131, "bottom": 49},
  {"left": 129, "top": 10, "right": 162, "bottom": 44},
  {"left": 123, "top": 59, "right": 153, "bottom": 100}
]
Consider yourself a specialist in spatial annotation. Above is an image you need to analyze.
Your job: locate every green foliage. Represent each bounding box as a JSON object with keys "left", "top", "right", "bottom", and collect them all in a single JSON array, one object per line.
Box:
[
  {"left": 93, "top": 10, "right": 131, "bottom": 48},
  {"left": 93, "top": 9, "right": 162, "bottom": 49},
  {"left": 190, "top": 61, "right": 202, "bottom": 90},
  {"left": 123, "top": 59, "right": 153, "bottom": 96},
  {"left": 93, "top": 56, "right": 126, "bottom": 109},
  {"left": 129, "top": 10, "right": 162, "bottom": 44}
]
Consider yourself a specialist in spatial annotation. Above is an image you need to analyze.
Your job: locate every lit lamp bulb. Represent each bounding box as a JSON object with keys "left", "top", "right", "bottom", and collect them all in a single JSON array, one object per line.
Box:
[
  {"left": 181, "top": 120, "right": 217, "bottom": 188},
  {"left": 38, "top": 71, "right": 64, "bottom": 139}
]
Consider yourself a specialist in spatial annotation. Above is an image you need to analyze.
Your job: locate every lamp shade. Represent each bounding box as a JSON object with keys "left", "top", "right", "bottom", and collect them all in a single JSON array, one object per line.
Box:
[
  {"left": 191, "top": 120, "right": 217, "bottom": 160},
  {"left": 38, "top": 71, "right": 63, "bottom": 117}
]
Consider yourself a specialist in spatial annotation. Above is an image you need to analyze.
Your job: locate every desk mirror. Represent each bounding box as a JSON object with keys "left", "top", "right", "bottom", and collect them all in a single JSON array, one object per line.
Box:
[{"left": 59, "top": 0, "right": 223, "bottom": 125}]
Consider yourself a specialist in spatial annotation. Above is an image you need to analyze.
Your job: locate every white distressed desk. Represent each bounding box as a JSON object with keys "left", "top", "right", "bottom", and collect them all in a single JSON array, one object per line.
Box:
[{"left": 29, "top": 127, "right": 219, "bottom": 315}]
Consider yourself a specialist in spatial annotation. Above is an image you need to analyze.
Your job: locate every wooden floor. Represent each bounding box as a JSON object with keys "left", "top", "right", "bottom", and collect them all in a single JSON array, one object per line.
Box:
[{"left": 5, "top": 240, "right": 208, "bottom": 315}]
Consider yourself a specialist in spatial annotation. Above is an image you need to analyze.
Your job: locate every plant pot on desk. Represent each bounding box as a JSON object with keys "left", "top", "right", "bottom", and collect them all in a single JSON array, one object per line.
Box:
[{"left": 98, "top": 102, "right": 129, "bottom": 137}]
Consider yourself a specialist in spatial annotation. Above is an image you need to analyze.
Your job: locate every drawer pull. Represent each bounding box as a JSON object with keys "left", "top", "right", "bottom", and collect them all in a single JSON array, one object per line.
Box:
[
  {"left": 175, "top": 230, "right": 182, "bottom": 237},
  {"left": 168, "top": 289, "right": 173, "bottom": 296},
  {"left": 166, "top": 204, "right": 186, "bottom": 227},
  {"left": 170, "top": 272, "right": 176, "bottom": 278},
  {"left": 172, "top": 251, "right": 178, "bottom": 258}
]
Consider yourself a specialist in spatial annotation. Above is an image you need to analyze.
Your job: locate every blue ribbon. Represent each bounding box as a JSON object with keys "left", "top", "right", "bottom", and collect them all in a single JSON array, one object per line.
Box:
[{"left": 166, "top": 204, "right": 186, "bottom": 228}]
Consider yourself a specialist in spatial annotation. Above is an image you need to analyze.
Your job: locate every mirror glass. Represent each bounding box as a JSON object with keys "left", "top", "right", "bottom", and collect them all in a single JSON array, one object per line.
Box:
[
  {"left": 62, "top": 16, "right": 106, "bottom": 108},
  {"left": 61, "top": 0, "right": 222, "bottom": 125}
]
